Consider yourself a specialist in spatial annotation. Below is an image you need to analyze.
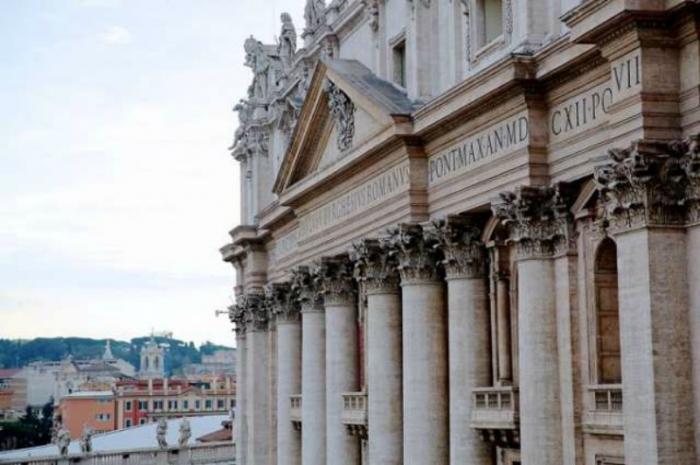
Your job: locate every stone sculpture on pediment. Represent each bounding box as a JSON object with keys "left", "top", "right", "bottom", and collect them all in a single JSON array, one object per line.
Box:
[
  {"left": 324, "top": 80, "right": 355, "bottom": 152},
  {"left": 361, "top": 0, "right": 380, "bottom": 32}
]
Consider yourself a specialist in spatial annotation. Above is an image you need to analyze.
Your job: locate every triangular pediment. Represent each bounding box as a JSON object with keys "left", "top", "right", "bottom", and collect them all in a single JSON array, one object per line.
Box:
[{"left": 273, "top": 59, "right": 414, "bottom": 194}]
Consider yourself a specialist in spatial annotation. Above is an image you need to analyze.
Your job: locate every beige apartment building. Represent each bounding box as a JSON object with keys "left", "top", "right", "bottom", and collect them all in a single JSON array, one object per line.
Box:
[{"left": 221, "top": 1, "right": 700, "bottom": 465}]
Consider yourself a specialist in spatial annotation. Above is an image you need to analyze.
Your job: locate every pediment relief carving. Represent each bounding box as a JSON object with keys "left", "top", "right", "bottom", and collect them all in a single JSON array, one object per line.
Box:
[{"left": 273, "top": 59, "right": 415, "bottom": 195}]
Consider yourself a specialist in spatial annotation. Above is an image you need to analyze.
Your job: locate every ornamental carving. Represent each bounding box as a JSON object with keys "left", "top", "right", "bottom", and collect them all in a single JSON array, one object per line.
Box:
[
  {"left": 428, "top": 215, "right": 487, "bottom": 279},
  {"left": 266, "top": 282, "right": 301, "bottom": 324},
  {"left": 244, "top": 36, "right": 271, "bottom": 102},
  {"left": 241, "top": 293, "right": 269, "bottom": 332},
  {"left": 314, "top": 255, "right": 357, "bottom": 306},
  {"left": 228, "top": 303, "right": 248, "bottom": 335},
  {"left": 291, "top": 266, "right": 324, "bottom": 311},
  {"left": 492, "top": 184, "right": 574, "bottom": 259},
  {"left": 350, "top": 238, "right": 400, "bottom": 294},
  {"left": 594, "top": 136, "right": 700, "bottom": 231},
  {"left": 361, "top": 0, "right": 380, "bottom": 32},
  {"left": 387, "top": 223, "right": 442, "bottom": 283},
  {"left": 324, "top": 80, "right": 355, "bottom": 152}
]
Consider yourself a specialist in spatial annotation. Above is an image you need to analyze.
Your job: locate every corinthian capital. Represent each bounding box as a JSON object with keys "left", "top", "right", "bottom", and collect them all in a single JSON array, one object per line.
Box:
[
  {"left": 228, "top": 303, "right": 248, "bottom": 335},
  {"left": 388, "top": 223, "right": 441, "bottom": 284},
  {"left": 350, "top": 238, "right": 400, "bottom": 295},
  {"left": 315, "top": 255, "right": 356, "bottom": 306},
  {"left": 291, "top": 266, "right": 324, "bottom": 312},
  {"left": 428, "top": 215, "right": 486, "bottom": 279},
  {"left": 240, "top": 293, "right": 269, "bottom": 332},
  {"left": 595, "top": 136, "right": 700, "bottom": 230},
  {"left": 265, "top": 282, "right": 300, "bottom": 324},
  {"left": 492, "top": 184, "right": 574, "bottom": 260}
]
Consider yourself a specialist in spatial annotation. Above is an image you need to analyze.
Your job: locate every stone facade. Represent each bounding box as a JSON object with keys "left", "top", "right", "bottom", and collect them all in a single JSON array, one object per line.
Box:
[{"left": 221, "top": 1, "right": 700, "bottom": 464}]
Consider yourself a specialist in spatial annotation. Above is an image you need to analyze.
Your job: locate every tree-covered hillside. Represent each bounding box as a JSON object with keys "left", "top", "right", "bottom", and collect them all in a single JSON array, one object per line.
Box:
[{"left": 0, "top": 337, "right": 233, "bottom": 375}]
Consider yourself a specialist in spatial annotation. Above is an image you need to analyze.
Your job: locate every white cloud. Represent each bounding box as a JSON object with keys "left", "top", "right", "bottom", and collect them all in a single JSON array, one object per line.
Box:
[{"left": 99, "top": 26, "right": 132, "bottom": 45}]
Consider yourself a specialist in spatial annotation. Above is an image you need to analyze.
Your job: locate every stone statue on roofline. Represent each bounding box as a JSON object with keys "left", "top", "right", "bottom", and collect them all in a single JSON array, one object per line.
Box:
[
  {"left": 304, "top": 0, "right": 327, "bottom": 34},
  {"left": 244, "top": 36, "right": 270, "bottom": 101},
  {"left": 156, "top": 417, "right": 168, "bottom": 449},
  {"left": 79, "top": 425, "right": 93, "bottom": 454},
  {"left": 57, "top": 427, "right": 71, "bottom": 457},
  {"left": 279, "top": 12, "right": 297, "bottom": 68},
  {"left": 178, "top": 418, "right": 191, "bottom": 448}
]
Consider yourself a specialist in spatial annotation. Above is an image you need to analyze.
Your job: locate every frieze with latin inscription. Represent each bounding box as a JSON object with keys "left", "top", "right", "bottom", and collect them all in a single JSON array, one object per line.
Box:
[
  {"left": 298, "top": 162, "right": 411, "bottom": 240},
  {"left": 428, "top": 111, "right": 530, "bottom": 186}
]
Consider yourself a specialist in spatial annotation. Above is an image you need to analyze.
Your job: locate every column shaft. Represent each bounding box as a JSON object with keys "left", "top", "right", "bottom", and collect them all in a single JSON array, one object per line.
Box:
[
  {"left": 325, "top": 301, "right": 359, "bottom": 465},
  {"left": 367, "top": 291, "right": 402, "bottom": 465},
  {"left": 402, "top": 281, "right": 448, "bottom": 465},
  {"left": 247, "top": 329, "right": 271, "bottom": 465},
  {"left": 496, "top": 277, "right": 512, "bottom": 383},
  {"left": 689, "top": 225, "right": 700, "bottom": 456},
  {"left": 447, "top": 277, "right": 492, "bottom": 465},
  {"left": 235, "top": 334, "right": 247, "bottom": 465},
  {"left": 277, "top": 322, "right": 301, "bottom": 465},
  {"left": 518, "top": 258, "right": 562, "bottom": 465},
  {"left": 301, "top": 307, "right": 326, "bottom": 465},
  {"left": 617, "top": 227, "right": 695, "bottom": 465}
]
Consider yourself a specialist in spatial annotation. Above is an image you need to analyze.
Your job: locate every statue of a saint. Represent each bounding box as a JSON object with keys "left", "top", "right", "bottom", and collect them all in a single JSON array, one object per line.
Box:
[
  {"left": 156, "top": 418, "right": 168, "bottom": 449},
  {"left": 178, "top": 418, "right": 191, "bottom": 448},
  {"left": 57, "top": 427, "right": 71, "bottom": 457},
  {"left": 278, "top": 13, "right": 297, "bottom": 67},
  {"left": 79, "top": 426, "right": 93, "bottom": 454}
]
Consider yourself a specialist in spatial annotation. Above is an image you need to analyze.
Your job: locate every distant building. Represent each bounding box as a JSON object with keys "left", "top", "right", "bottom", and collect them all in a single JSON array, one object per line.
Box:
[
  {"left": 16, "top": 342, "right": 135, "bottom": 407},
  {"left": 182, "top": 349, "right": 235, "bottom": 377},
  {"left": 138, "top": 337, "right": 166, "bottom": 379},
  {"left": 114, "top": 377, "right": 235, "bottom": 430},
  {"left": 57, "top": 391, "right": 116, "bottom": 439},
  {"left": 0, "top": 369, "right": 26, "bottom": 420}
]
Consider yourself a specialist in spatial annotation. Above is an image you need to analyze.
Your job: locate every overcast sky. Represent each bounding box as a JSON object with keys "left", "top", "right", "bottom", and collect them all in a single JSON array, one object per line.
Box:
[{"left": 0, "top": 0, "right": 305, "bottom": 346}]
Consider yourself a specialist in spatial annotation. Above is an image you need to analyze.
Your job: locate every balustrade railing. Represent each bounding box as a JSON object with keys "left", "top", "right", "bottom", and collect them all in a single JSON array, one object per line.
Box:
[
  {"left": 289, "top": 394, "right": 302, "bottom": 428},
  {"left": 341, "top": 392, "right": 367, "bottom": 439},
  {"left": 470, "top": 386, "right": 519, "bottom": 430},
  {"left": 0, "top": 442, "right": 234, "bottom": 465}
]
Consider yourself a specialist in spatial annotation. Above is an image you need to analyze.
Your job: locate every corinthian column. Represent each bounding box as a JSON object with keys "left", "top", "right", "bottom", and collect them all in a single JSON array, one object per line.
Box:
[
  {"left": 292, "top": 267, "right": 326, "bottom": 465},
  {"left": 430, "top": 216, "right": 492, "bottom": 465},
  {"left": 493, "top": 185, "right": 568, "bottom": 465},
  {"left": 317, "top": 256, "right": 360, "bottom": 465},
  {"left": 242, "top": 294, "right": 271, "bottom": 465},
  {"left": 268, "top": 283, "right": 302, "bottom": 465},
  {"left": 229, "top": 304, "right": 248, "bottom": 465},
  {"left": 389, "top": 224, "right": 448, "bottom": 465},
  {"left": 595, "top": 140, "right": 697, "bottom": 465},
  {"left": 352, "top": 239, "right": 402, "bottom": 465}
]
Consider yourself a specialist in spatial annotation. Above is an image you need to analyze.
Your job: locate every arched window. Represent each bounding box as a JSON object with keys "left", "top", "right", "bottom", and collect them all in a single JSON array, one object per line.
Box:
[
  {"left": 144, "top": 357, "right": 150, "bottom": 371},
  {"left": 594, "top": 238, "right": 621, "bottom": 384},
  {"left": 154, "top": 356, "right": 160, "bottom": 370}
]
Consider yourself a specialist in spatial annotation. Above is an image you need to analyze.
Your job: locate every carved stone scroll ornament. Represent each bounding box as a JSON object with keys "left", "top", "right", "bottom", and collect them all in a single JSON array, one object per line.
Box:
[
  {"left": 315, "top": 255, "right": 357, "bottom": 305},
  {"left": 428, "top": 215, "right": 487, "bottom": 279},
  {"left": 324, "top": 80, "right": 356, "bottom": 152},
  {"left": 291, "top": 266, "right": 324, "bottom": 311},
  {"left": 350, "top": 238, "right": 400, "bottom": 295},
  {"left": 593, "top": 136, "right": 700, "bottom": 231},
  {"left": 387, "top": 223, "right": 442, "bottom": 284},
  {"left": 266, "top": 282, "right": 301, "bottom": 324},
  {"left": 492, "top": 184, "right": 575, "bottom": 260}
]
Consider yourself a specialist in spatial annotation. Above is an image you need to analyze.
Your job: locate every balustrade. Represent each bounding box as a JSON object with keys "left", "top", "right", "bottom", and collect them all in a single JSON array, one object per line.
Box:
[
  {"left": 341, "top": 392, "right": 367, "bottom": 439},
  {"left": 583, "top": 384, "right": 623, "bottom": 435}
]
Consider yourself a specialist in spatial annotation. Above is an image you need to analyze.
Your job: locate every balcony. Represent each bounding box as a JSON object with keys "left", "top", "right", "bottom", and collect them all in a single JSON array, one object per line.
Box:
[
  {"left": 583, "top": 384, "right": 623, "bottom": 435},
  {"left": 289, "top": 394, "right": 302, "bottom": 431},
  {"left": 470, "top": 386, "right": 519, "bottom": 448},
  {"left": 341, "top": 392, "right": 367, "bottom": 439}
]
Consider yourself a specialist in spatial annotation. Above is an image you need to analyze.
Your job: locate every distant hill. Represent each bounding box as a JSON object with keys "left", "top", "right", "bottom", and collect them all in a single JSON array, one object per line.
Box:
[{"left": 0, "top": 337, "right": 233, "bottom": 375}]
